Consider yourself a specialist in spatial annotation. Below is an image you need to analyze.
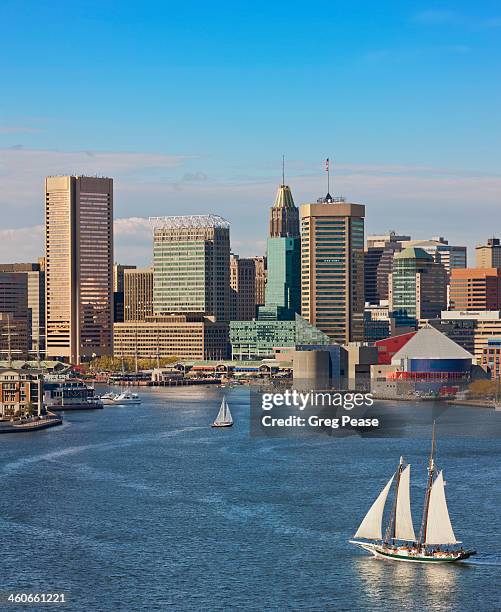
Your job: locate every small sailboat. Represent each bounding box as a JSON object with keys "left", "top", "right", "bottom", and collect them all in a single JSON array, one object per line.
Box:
[
  {"left": 350, "top": 422, "right": 476, "bottom": 563},
  {"left": 212, "top": 396, "right": 233, "bottom": 428}
]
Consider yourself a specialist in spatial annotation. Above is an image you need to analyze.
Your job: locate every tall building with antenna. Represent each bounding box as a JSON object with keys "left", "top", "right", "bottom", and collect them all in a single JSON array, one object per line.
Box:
[
  {"left": 262, "top": 159, "right": 301, "bottom": 318},
  {"left": 300, "top": 159, "right": 365, "bottom": 343}
]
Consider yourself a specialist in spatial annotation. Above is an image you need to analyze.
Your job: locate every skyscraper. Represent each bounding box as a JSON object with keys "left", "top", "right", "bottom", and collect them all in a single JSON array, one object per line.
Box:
[
  {"left": 389, "top": 247, "right": 447, "bottom": 329},
  {"left": 45, "top": 176, "right": 114, "bottom": 363},
  {"left": 113, "top": 263, "right": 136, "bottom": 323},
  {"left": 300, "top": 196, "right": 365, "bottom": 344},
  {"left": 449, "top": 268, "right": 501, "bottom": 311},
  {"left": 152, "top": 215, "right": 230, "bottom": 321},
  {"left": 252, "top": 256, "right": 267, "bottom": 307},
  {"left": 230, "top": 255, "right": 257, "bottom": 321},
  {"left": 124, "top": 267, "right": 154, "bottom": 321},
  {"left": 364, "top": 232, "right": 408, "bottom": 305},
  {"left": 263, "top": 185, "right": 301, "bottom": 318}
]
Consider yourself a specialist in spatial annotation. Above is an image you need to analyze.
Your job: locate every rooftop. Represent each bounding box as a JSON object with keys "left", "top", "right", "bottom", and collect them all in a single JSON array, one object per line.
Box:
[
  {"left": 150, "top": 214, "right": 230, "bottom": 230},
  {"left": 391, "top": 325, "right": 474, "bottom": 362}
]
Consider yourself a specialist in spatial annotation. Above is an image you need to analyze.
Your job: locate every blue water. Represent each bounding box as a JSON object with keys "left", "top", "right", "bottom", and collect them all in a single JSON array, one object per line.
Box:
[{"left": 1, "top": 387, "right": 500, "bottom": 611}]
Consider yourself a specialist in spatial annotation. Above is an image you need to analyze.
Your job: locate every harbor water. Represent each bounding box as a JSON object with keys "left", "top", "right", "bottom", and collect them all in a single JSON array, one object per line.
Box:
[{"left": 1, "top": 387, "right": 500, "bottom": 611}]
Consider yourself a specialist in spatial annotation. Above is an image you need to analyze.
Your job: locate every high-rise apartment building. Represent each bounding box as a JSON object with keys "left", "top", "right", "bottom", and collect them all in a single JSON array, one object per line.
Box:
[
  {"left": 263, "top": 185, "right": 301, "bottom": 319},
  {"left": 449, "top": 268, "right": 501, "bottom": 311},
  {"left": 45, "top": 176, "right": 114, "bottom": 363},
  {"left": 152, "top": 215, "right": 230, "bottom": 321},
  {"left": 0, "top": 263, "right": 45, "bottom": 357},
  {"left": 230, "top": 255, "right": 257, "bottom": 321},
  {"left": 389, "top": 247, "right": 448, "bottom": 329},
  {"left": 124, "top": 267, "right": 154, "bottom": 321},
  {"left": 476, "top": 238, "right": 501, "bottom": 269},
  {"left": 300, "top": 196, "right": 365, "bottom": 344}
]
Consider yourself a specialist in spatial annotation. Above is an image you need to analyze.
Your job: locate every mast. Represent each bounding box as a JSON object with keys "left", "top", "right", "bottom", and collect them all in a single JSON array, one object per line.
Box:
[
  {"left": 418, "top": 421, "right": 436, "bottom": 547},
  {"left": 384, "top": 456, "right": 404, "bottom": 544}
]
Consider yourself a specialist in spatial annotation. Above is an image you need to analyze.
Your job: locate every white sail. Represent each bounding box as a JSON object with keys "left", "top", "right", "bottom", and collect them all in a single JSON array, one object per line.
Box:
[
  {"left": 395, "top": 465, "right": 416, "bottom": 541},
  {"left": 214, "top": 397, "right": 233, "bottom": 425},
  {"left": 354, "top": 474, "right": 394, "bottom": 540},
  {"left": 425, "top": 471, "right": 459, "bottom": 545}
]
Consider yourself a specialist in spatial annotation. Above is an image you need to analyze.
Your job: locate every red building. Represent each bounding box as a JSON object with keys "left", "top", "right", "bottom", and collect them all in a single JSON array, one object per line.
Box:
[{"left": 374, "top": 331, "right": 416, "bottom": 365}]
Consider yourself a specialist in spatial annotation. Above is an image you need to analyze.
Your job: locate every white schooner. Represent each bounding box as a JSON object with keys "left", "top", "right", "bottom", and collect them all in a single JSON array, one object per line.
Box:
[{"left": 350, "top": 423, "right": 476, "bottom": 563}]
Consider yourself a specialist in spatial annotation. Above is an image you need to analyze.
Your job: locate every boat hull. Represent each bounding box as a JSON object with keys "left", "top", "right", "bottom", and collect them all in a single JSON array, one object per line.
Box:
[
  {"left": 211, "top": 423, "right": 233, "bottom": 428},
  {"left": 349, "top": 541, "right": 475, "bottom": 564}
]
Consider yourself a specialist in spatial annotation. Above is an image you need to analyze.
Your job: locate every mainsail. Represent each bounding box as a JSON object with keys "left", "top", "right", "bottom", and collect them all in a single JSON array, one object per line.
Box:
[
  {"left": 395, "top": 465, "right": 416, "bottom": 541},
  {"left": 354, "top": 475, "right": 394, "bottom": 540},
  {"left": 213, "top": 397, "right": 233, "bottom": 426},
  {"left": 425, "top": 471, "right": 458, "bottom": 545}
]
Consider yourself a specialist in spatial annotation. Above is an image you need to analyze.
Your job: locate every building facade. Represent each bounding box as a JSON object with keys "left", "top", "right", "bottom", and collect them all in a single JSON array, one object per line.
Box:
[
  {"left": 476, "top": 238, "right": 501, "bottom": 269},
  {"left": 449, "top": 268, "right": 501, "bottom": 311},
  {"left": 113, "top": 264, "right": 136, "bottom": 323},
  {"left": 253, "top": 256, "right": 267, "bottom": 307},
  {"left": 300, "top": 197, "right": 365, "bottom": 343},
  {"left": 0, "top": 368, "right": 43, "bottom": 417},
  {"left": 45, "top": 176, "right": 114, "bottom": 363},
  {"left": 124, "top": 267, "right": 153, "bottom": 321},
  {"left": 364, "top": 232, "right": 408, "bottom": 305},
  {"left": 230, "top": 255, "right": 257, "bottom": 321},
  {"left": 401, "top": 237, "right": 467, "bottom": 274},
  {"left": 389, "top": 247, "right": 448, "bottom": 329},
  {"left": 113, "top": 315, "right": 229, "bottom": 361},
  {"left": 481, "top": 338, "right": 501, "bottom": 378},
  {"left": 0, "top": 263, "right": 45, "bottom": 357},
  {"left": 264, "top": 185, "right": 301, "bottom": 318},
  {"left": 152, "top": 215, "right": 230, "bottom": 321}
]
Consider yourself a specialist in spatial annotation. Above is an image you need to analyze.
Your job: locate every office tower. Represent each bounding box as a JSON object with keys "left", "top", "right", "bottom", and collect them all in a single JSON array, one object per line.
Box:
[
  {"left": 45, "top": 175, "right": 114, "bottom": 363},
  {"left": 0, "top": 263, "right": 45, "bottom": 357},
  {"left": 364, "top": 232, "right": 407, "bottom": 305},
  {"left": 263, "top": 185, "right": 301, "bottom": 318},
  {"left": 300, "top": 196, "right": 365, "bottom": 344},
  {"left": 401, "top": 237, "right": 467, "bottom": 274},
  {"left": 152, "top": 215, "right": 230, "bottom": 321},
  {"left": 113, "top": 263, "right": 136, "bottom": 322},
  {"left": 449, "top": 268, "right": 501, "bottom": 311},
  {"left": 476, "top": 238, "right": 501, "bottom": 269},
  {"left": 269, "top": 184, "right": 300, "bottom": 238},
  {"left": 124, "top": 267, "right": 154, "bottom": 321},
  {"left": 389, "top": 247, "right": 448, "bottom": 329},
  {"left": 0, "top": 272, "right": 30, "bottom": 358},
  {"left": 253, "top": 256, "right": 267, "bottom": 306},
  {"left": 230, "top": 255, "right": 257, "bottom": 321}
]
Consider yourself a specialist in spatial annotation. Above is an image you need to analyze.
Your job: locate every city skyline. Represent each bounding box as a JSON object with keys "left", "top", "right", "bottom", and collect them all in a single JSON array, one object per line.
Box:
[{"left": 1, "top": 2, "right": 500, "bottom": 264}]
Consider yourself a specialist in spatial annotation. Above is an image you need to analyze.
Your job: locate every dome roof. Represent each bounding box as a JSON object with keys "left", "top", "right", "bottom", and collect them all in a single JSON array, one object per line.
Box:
[{"left": 394, "top": 246, "right": 433, "bottom": 260}]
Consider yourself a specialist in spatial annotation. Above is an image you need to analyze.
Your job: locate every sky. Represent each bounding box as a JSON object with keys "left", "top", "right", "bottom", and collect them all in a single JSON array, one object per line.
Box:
[{"left": 0, "top": 0, "right": 500, "bottom": 265}]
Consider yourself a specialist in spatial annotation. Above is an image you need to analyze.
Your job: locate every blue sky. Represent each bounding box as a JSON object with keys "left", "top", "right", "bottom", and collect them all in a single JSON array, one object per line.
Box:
[{"left": 0, "top": 1, "right": 500, "bottom": 264}]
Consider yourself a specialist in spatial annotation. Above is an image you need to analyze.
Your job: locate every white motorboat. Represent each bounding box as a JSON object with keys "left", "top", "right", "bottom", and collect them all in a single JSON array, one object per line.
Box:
[{"left": 113, "top": 391, "right": 141, "bottom": 405}]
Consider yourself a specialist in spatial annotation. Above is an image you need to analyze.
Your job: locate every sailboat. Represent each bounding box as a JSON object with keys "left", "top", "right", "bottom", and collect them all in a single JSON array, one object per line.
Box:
[
  {"left": 212, "top": 396, "right": 233, "bottom": 428},
  {"left": 350, "top": 423, "right": 476, "bottom": 563}
]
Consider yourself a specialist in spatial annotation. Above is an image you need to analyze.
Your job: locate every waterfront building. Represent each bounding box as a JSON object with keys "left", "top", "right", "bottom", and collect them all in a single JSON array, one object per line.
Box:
[
  {"left": 0, "top": 272, "right": 31, "bottom": 359},
  {"left": 152, "top": 215, "right": 230, "bottom": 321},
  {"left": 481, "top": 338, "right": 501, "bottom": 378},
  {"left": 229, "top": 314, "right": 330, "bottom": 360},
  {"left": 45, "top": 176, "right": 114, "bottom": 364},
  {"left": 449, "top": 268, "right": 501, "bottom": 311},
  {"left": 389, "top": 247, "right": 448, "bottom": 329},
  {"left": 264, "top": 185, "right": 301, "bottom": 318},
  {"left": 300, "top": 196, "right": 365, "bottom": 343},
  {"left": 124, "top": 267, "right": 153, "bottom": 321},
  {"left": 439, "top": 310, "right": 501, "bottom": 366},
  {"left": 253, "top": 256, "right": 267, "bottom": 307},
  {"left": 0, "top": 263, "right": 45, "bottom": 357},
  {"left": 113, "top": 264, "right": 136, "bottom": 323},
  {"left": 0, "top": 368, "right": 43, "bottom": 417},
  {"left": 230, "top": 255, "right": 257, "bottom": 321},
  {"left": 113, "top": 314, "right": 229, "bottom": 361},
  {"left": 476, "top": 237, "right": 501, "bottom": 269}
]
